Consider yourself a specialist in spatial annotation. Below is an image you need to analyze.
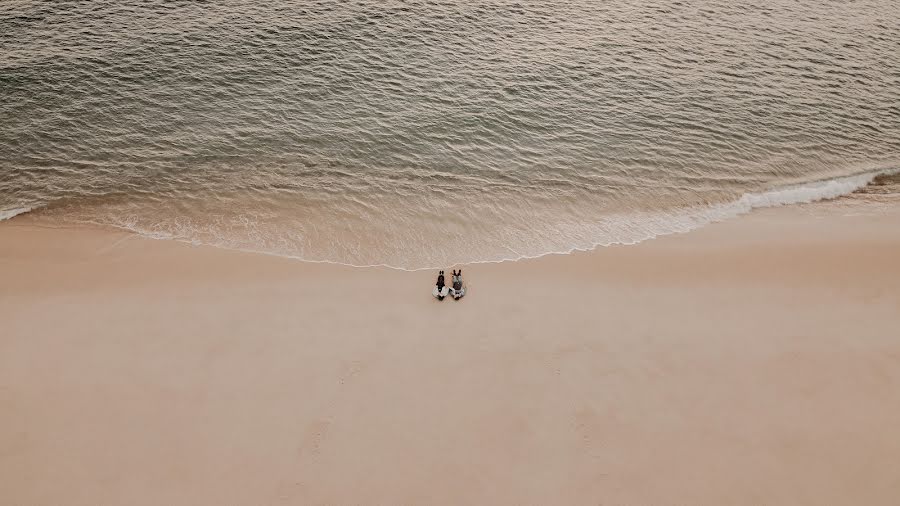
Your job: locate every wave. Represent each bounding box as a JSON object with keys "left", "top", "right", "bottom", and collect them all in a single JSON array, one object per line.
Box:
[
  {"left": 7, "top": 166, "right": 896, "bottom": 270},
  {"left": 727, "top": 168, "right": 899, "bottom": 211},
  {"left": 0, "top": 207, "right": 37, "bottom": 221},
  {"left": 461, "top": 166, "right": 900, "bottom": 268},
  {"left": 591, "top": 166, "right": 900, "bottom": 247},
  {"left": 64, "top": 166, "right": 897, "bottom": 271}
]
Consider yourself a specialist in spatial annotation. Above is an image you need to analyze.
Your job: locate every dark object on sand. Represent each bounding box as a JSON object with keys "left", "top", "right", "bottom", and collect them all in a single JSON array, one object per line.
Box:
[
  {"left": 450, "top": 269, "right": 466, "bottom": 300},
  {"left": 433, "top": 270, "right": 449, "bottom": 300}
]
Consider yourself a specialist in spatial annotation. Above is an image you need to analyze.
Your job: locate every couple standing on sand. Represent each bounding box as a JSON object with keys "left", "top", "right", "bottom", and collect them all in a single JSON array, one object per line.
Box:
[{"left": 434, "top": 269, "right": 465, "bottom": 300}]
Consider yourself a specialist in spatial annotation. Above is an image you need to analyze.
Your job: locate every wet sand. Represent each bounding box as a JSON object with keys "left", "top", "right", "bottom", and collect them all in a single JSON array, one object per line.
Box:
[{"left": 2, "top": 199, "right": 900, "bottom": 505}]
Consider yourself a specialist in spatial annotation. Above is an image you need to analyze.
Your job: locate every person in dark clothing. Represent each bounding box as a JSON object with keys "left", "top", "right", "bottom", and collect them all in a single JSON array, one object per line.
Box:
[{"left": 434, "top": 270, "right": 448, "bottom": 300}]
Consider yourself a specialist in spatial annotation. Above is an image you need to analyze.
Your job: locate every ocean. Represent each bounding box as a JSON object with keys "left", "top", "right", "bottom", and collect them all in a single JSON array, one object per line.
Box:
[{"left": 2, "top": 0, "right": 899, "bottom": 269}]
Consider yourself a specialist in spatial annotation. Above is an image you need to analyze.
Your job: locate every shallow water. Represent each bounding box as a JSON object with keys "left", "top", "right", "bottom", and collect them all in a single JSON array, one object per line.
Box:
[{"left": 2, "top": 1, "right": 899, "bottom": 268}]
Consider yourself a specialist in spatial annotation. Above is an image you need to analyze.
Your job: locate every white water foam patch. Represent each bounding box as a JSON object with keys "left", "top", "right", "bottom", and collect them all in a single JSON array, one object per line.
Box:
[
  {"left": 48, "top": 167, "right": 900, "bottom": 271},
  {"left": 465, "top": 166, "right": 900, "bottom": 267},
  {"left": 577, "top": 167, "right": 900, "bottom": 252},
  {"left": 731, "top": 171, "right": 895, "bottom": 211},
  {"left": 0, "top": 207, "right": 35, "bottom": 221}
]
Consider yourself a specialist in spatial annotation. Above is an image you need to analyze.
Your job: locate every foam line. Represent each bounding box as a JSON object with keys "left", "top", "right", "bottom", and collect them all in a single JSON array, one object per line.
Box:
[
  {"left": 0, "top": 207, "right": 35, "bottom": 221},
  {"left": 13, "top": 167, "right": 898, "bottom": 271}
]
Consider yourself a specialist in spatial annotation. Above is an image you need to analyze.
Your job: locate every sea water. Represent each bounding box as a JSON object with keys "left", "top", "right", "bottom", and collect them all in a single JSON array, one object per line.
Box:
[{"left": 2, "top": 1, "right": 899, "bottom": 268}]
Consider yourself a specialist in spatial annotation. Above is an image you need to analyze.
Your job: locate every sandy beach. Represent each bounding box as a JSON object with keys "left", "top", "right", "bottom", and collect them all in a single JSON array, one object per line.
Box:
[{"left": 2, "top": 198, "right": 899, "bottom": 505}]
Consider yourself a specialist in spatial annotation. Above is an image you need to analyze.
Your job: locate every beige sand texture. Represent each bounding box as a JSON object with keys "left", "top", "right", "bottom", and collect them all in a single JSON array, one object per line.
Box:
[{"left": 2, "top": 199, "right": 900, "bottom": 505}]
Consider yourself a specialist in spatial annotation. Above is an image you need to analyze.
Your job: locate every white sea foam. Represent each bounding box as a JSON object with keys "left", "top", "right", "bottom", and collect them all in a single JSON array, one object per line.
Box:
[
  {"left": 0, "top": 207, "right": 36, "bottom": 221},
  {"left": 632, "top": 167, "right": 895, "bottom": 240},
  {"left": 70, "top": 167, "right": 897, "bottom": 271},
  {"left": 466, "top": 166, "right": 900, "bottom": 268},
  {"left": 728, "top": 170, "right": 897, "bottom": 212}
]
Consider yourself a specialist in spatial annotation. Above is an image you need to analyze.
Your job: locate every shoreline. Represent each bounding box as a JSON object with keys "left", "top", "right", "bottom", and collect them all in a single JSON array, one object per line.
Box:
[
  {"left": 3, "top": 165, "right": 898, "bottom": 271},
  {"left": 2, "top": 198, "right": 900, "bottom": 504}
]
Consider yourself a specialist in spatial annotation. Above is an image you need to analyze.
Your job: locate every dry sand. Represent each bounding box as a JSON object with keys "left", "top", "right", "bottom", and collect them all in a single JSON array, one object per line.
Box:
[{"left": 2, "top": 199, "right": 900, "bottom": 505}]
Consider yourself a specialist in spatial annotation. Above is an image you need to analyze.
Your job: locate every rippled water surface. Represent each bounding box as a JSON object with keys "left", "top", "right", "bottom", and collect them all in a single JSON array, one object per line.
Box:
[{"left": 2, "top": 1, "right": 899, "bottom": 267}]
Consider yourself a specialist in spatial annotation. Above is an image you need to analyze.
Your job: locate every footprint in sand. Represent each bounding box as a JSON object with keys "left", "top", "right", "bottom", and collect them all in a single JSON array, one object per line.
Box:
[
  {"left": 338, "top": 360, "right": 364, "bottom": 386},
  {"left": 299, "top": 418, "right": 332, "bottom": 457},
  {"left": 297, "top": 359, "right": 367, "bottom": 457},
  {"left": 574, "top": 407, "right": 602, "bottom": 456}
]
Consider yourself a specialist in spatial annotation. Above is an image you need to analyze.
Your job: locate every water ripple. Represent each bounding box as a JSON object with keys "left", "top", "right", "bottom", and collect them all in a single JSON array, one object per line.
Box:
[{"left": 1, "top": 0, "right": 899, "bottom": 267}]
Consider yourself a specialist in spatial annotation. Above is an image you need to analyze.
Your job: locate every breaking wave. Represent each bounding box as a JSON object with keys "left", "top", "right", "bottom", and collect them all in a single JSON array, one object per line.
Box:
[
  {"left": 22, "top": 166, "right": 894, "bottom": 271},
  {"left": 0, "top": 207, "right": 36, "bottom": 222},
  {"left": 475, "top": 166, "right": 900, "bottom": 266}
]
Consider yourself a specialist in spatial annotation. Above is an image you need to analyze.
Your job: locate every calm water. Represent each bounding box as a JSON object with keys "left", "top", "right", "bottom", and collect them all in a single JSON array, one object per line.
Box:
[{"left": 2, "top": 1, "right": 899, "bottom": 268}]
